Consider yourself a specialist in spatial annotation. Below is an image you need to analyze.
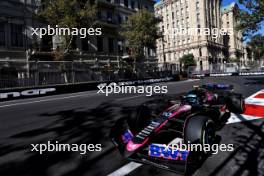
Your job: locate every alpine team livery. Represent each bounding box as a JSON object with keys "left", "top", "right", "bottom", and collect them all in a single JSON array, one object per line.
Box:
[{"left": 110, "top": 83, "right": 245, "bottom": 175}]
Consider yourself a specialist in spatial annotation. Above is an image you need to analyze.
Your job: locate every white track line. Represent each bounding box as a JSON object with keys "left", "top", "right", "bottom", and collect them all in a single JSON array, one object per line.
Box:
[
  {"left": 107, "top": 162, "right": 142, "bottom": 176},
  {"left": 227, "top": 113, "right": 262, "bottom": 124}
]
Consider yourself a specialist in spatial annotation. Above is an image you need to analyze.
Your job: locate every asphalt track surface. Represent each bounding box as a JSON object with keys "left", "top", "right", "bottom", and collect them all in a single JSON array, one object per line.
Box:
[{"left": 0, "top": 76, "right": 263, "bottom": 176}]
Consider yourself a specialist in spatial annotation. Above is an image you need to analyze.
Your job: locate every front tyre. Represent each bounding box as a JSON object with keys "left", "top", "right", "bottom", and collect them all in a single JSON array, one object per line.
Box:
[{"left": 184, "top": 116, "right": 216, "bottom": 146}]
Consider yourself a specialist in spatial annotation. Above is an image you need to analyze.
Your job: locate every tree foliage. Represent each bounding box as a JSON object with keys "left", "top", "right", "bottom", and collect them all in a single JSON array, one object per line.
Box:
[
  {"left": 38, "top": 0, "right": 97, "bottom": 28},
  {"left": 237, "top": 0, "right": 264, "bottom": 36},
  {"left": 37, "top": 0, "right": 97, "bottom": 54},
  {"left": 120, "top": 9, "right": 161, "bottom": 73},
  {"left": 248, "top": 34, "right": 264, "bottom": 60},
  {"left": 180, "top": 54, "right": 196, "bottom": 70},
  {"left": 120, "top": 10, "right": 161, "bottom": 57}
]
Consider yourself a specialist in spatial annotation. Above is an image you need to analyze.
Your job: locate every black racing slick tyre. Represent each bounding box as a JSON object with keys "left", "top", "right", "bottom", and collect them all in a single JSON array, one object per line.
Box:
[
  {"left": 184, "top": 116, "right": 216, "bottom": 146},
  {"left": 226, "top": 94, "right": 245, "bottom": 114}
]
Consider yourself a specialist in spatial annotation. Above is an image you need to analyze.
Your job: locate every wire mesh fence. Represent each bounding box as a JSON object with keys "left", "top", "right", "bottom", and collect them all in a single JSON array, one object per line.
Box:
[
  {"left": 0, "top": 60, "right": 174, "bottom": 89},
  {"left": 188, "top": 60, "right": 264, "bottom": 77}
]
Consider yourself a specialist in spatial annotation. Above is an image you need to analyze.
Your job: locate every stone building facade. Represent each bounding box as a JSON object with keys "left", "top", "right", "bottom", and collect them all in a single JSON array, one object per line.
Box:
[
  {"left": 155, "top": 0, "right": 248, "bottom": 71},
  {"left": 0, "top": 0, "right": 156, "bottom": 67},
  {"left": 0, "top": 0, "right": 40, "bottom": 60}
]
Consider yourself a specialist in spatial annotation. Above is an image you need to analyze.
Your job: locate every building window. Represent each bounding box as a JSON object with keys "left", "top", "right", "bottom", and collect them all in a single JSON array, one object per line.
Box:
[
  {"left": 108, "top": 38, "right": 114, "bottom": 53},
  {"left": 118, "top": 40, "right": 123, "bottom": 53},
  {"left": 107, "top": 11, "right": 113, "bottom": 22},
  {"left": 131, "top": 0, "right": 135, "bottom": 9},
  {"left": 197, "top": 24, "right": 201, "bottom": 33},
  {"left": 124, "top": 0, "right": 128, "bottom": 7},
  {"left": 97, "top": 11, "right": 102, "bottom": 19},
  {"left": 138, "top": 2, "right": 141, "bottom": 9},
  {"left": 0, "top": 23, "right": 5, "bottom": 46},
  {"left": 118, "top": 14, "right": 122, "bottom": 24},
  {"left": 197, "top": 13, "right": 200, "bottom": 23},
  {"left": 11, "top": 24, "right": 23, "bottom": 47},
  {"left": 196, "top": 1, "right": 199, "bottom": 9},
  {"left": 97, "top": 36, "right": 103, "bottom": 52}
]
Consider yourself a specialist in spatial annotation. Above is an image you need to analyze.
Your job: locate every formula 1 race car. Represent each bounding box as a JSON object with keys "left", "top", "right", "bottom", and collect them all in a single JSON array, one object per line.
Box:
[{"left": 110, "top": 83, "right": 245, "bottom": 175}]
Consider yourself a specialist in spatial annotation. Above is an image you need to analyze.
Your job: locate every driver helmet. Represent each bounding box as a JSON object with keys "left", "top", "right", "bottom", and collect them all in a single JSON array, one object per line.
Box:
[{"left": 185, "top": 93, "right": 199, "bottom": 104}]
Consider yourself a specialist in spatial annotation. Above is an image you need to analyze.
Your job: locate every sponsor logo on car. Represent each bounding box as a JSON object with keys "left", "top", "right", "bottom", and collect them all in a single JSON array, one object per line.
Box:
[
  {"left": 121, "top": 130, "right": 133, "bottom": 143},
  {"left": 148, "top": 144, "right": 189, "bottom": 161}
]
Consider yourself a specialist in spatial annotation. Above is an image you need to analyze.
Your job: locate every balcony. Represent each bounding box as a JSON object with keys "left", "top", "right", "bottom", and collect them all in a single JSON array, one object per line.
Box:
[
  {"left": 96, "top": 0, "right": 116, "bottom": 8},
  {"left": 95, "top": 18, "right": 119, "bottom": 29}
]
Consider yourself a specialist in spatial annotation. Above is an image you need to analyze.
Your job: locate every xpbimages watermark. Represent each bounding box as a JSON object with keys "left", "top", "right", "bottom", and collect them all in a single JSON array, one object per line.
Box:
[
  {"left": 31, "top": 141, "right": 102, "bottom": 155},
  {"left": 164, "top": 27, "right": 234, "bottom": 39},
  {"left": 31, "top": 25, "right": 102, "bottom": 38},
  {"left": 97, "top": 82, "right": 168, "bottom": 96}
]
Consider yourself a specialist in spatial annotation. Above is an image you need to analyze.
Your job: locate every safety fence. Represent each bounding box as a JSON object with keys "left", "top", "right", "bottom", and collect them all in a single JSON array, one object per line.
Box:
[
  {"left": 188, "top": 61, "right": 264, "bottom": 77},
  {"left": 0, "top": 60, "right": 174, "bottom": 89}
]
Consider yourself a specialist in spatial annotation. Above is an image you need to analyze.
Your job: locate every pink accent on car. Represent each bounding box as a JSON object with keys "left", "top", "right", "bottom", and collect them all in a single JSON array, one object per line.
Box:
[
  {"left": 126, "top": 138, "right": 149, "bottom": 152},
  {"left": 155, "top": 105, "right": 191, "bottom": 132},
  {"left": 206, "top": 92, "right": 214, "bottom": 101},
  {"left": 126, "top": 105, "right": 192, "bottom": 152}
]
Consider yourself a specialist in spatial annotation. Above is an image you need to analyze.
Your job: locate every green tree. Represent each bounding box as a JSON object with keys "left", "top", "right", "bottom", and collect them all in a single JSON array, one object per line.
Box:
[
  {"left": 37, "top": 0, "right": 97, "bottom": 54},
  {"left": 37, "top": 0, "right": 97, "bottom": 83},
  {"left": 180, "top": 54, "right": 196, "bottom": 71},
  {"left": 248, "top": 34, "right": 264, "bottom": 60},
  {"left": 120, "top": 10, "right": 161, "bottom": 72},
  {"left": 237, "top": 0, "right": 264, "bottom": 36}
]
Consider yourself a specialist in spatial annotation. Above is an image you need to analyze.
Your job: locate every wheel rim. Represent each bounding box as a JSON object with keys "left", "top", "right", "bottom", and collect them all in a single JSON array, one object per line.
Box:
[{"left": 203, "top": 123, "right": 215, "bottom": 145}]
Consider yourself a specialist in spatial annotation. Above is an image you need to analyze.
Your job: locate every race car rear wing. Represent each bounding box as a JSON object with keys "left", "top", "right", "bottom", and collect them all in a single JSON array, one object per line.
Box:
[{"left": 202, "top": 83, "right": 234, "bottom": 91}]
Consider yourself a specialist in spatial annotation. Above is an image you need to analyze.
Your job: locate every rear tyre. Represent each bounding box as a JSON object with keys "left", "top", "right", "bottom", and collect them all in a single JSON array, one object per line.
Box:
[{"left": 226, "top": 94, "right": 245, "bottom": 114}]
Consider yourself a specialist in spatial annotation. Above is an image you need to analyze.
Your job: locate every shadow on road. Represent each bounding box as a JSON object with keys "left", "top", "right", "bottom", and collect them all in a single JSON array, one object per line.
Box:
[
  {"left": 0, "top": 95, "right": 177, "bottom": 176},
  {"left": 0, "top": 102, "right": 131, "bottom": 176},
  {"left": 208, "top": 115, "right": 264, "bottom": 176}
]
